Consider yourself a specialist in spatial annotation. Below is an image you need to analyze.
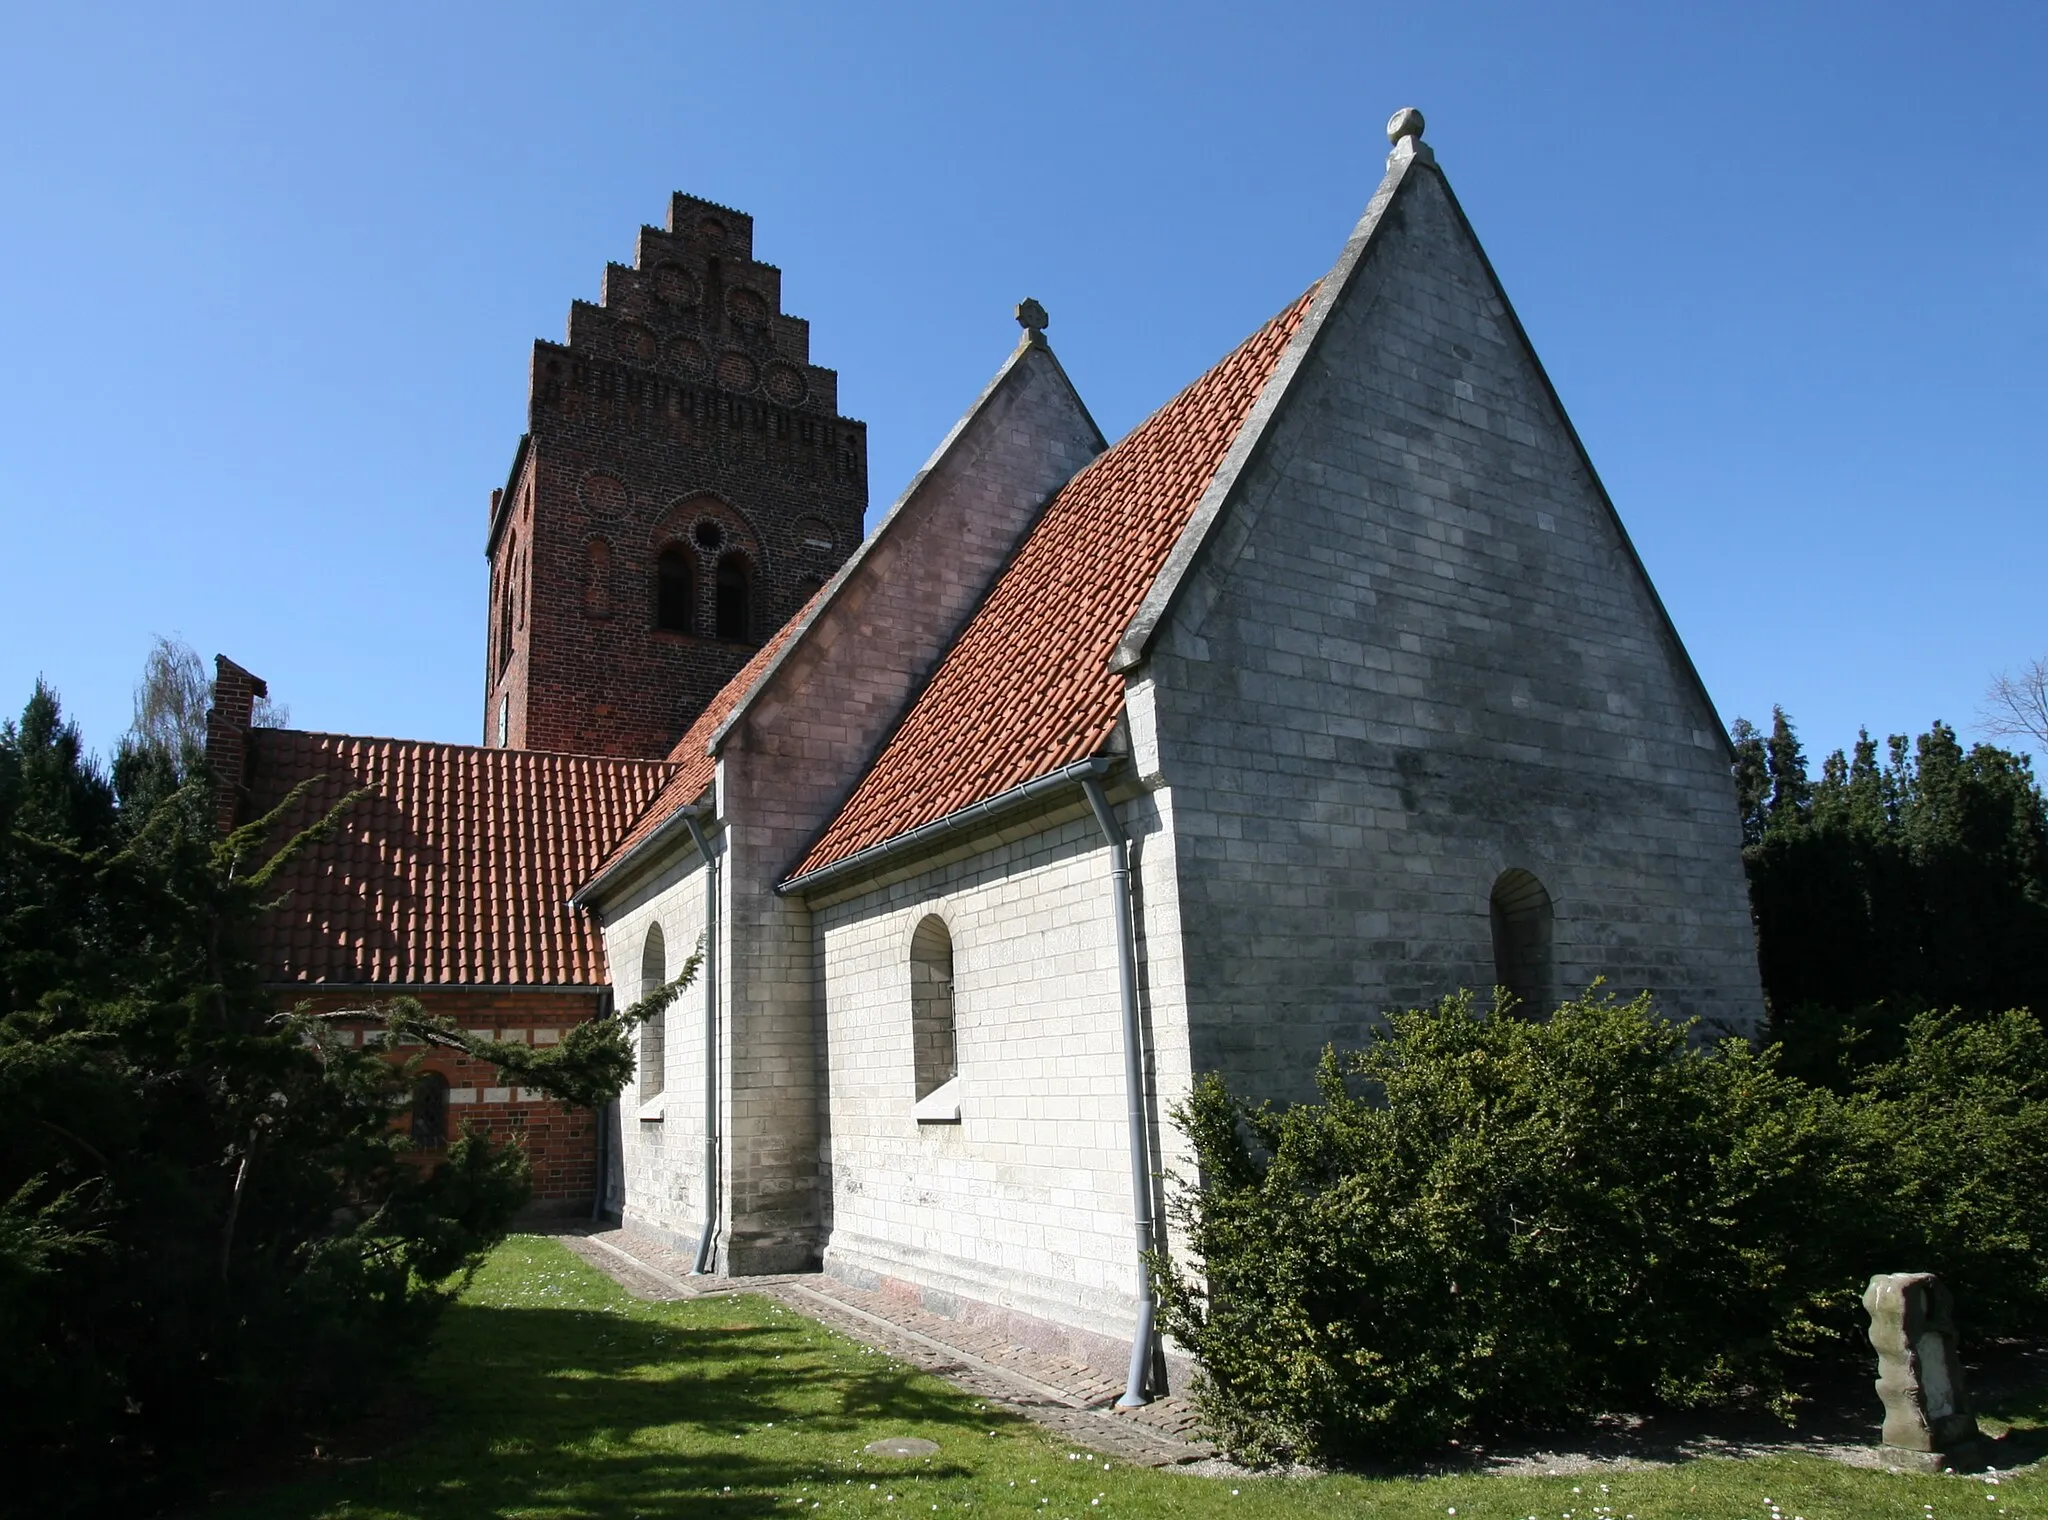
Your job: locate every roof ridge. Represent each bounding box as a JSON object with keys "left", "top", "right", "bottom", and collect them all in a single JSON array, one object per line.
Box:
[
  {"left": 585, "top": 326, "right": 1110, "bottom": 905},
  {"left": 266, "top": 727, "right": 681, "bottom": 768},
  {"left": 783, "top": 286, "right": 1318, "bottom": 884},
  {"left": 1109, "top": 141, "right": 1432, "bottom": 674},
  {"left": 703, "top": 327, "right": 1107, "bottom": 759}
]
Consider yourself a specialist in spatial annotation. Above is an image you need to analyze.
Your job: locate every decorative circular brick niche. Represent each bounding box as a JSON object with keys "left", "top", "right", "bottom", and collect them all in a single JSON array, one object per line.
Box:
[
  {"left": 764, "top": 363, "right": 809, "bottom": 406},
  {"left": 716, "top": 350, "right": 759, "bottom": 392}
]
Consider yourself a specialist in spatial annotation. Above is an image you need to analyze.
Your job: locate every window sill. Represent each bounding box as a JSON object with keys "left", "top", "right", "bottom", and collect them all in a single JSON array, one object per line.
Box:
[
  {"left": 914, "top": 1077, "right": 961, "bottom": 1125},
  {"left": 636, "top": 1098, "right": 666, "bottom": 1122}
]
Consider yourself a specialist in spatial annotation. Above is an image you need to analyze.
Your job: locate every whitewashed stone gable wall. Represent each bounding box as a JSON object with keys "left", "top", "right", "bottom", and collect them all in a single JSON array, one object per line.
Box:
[
  {"left": 812, "top": 784, "right": 1193, "bottom": 1369},
  {"left": 603, "top": 341, "right": 1106, "bottom": 1272},
  {"left": 598, "top": 847, "right": 712, "bottom": 1246},
  {"left": 1144, "top": 159, "right": 1763, "bottom": 1102}
]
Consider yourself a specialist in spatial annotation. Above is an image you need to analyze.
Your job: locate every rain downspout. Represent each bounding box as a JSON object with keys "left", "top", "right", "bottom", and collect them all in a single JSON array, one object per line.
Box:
[
  {"left": 681, "top": 806, "right": 721, "bottom": 1274},
  {"left": 590, "top": 986, "right": 614, "bottom": 1222},
  {"left": 1080, "top": 773, "right": 1157, "bottom": 1408}
]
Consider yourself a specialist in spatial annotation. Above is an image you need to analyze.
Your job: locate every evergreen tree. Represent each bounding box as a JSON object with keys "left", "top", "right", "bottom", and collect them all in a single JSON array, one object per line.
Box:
[
  {"left": 0, "top": 680, "right": 679, "bottom": 1514},
  {"left": 1732, "top": 708, "right": 2048, "bottom": 1081}
]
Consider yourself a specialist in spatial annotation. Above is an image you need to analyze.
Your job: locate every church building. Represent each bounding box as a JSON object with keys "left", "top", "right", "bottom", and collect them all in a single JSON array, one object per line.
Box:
[{"left": 209, "top": 110, "right": 1763, "bottom": 1402}]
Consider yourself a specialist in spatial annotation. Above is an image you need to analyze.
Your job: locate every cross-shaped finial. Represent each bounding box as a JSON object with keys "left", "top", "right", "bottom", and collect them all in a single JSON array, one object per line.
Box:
[{"left": 1015, "top": 298, "right": 1049, "bottom": 338}]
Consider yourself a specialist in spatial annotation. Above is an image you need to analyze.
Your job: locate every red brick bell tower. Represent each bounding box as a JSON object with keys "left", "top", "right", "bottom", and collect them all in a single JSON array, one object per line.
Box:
[{"left": 484, "top": 194, "right": 868, "bottom": 758}]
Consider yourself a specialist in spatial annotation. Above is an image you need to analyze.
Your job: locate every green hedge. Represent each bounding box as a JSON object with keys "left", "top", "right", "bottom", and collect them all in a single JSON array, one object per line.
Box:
[{"left": 1154, "top": 989, "right": 2048, "bottom": 1464}]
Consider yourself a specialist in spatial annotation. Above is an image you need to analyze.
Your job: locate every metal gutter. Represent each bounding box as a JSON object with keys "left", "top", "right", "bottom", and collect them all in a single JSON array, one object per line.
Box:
[
  {"left": 776, "top": 755, "right": 1115, "bottom": 899},
  {"left": 570, "top": 784, "right": 714, "bottom": 910},
  {"left": 681, "top": 807, "right": 722, "bottom": 1273},
  {"left": 265, "top": 981, "right": 606, "bottom": 997},
  {"left": 1080, "top": 774, "right": 1159, "bottom": 1408}
]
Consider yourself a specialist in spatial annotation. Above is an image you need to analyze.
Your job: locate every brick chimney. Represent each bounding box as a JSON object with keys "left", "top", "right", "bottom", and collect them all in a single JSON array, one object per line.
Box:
[{"left": 205, "top": 655, "right": 267, "bottom": 833}]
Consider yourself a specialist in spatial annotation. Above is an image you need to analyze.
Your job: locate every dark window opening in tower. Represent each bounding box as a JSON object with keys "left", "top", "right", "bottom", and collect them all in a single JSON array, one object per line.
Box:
[
  {"left": 715, "top": 555, "right": 752, "bottom": 642},
  {"left": 1489, "top": 868, "right": 1555, "bottom": 1016},
  {"left": 656, "top": 545, "right": 694, "bottom": 632},
  {"left": 497, "top": 580, "right": 513, "bottom": 677}
]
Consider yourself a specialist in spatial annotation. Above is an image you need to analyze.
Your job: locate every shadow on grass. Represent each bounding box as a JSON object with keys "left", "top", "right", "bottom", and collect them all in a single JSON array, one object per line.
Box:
[{"left": 213, "top": 1298, "right": 995, "bottom": 1519}]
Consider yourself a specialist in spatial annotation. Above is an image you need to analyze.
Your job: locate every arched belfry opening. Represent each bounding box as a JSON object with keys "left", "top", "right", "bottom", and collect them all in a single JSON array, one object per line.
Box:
[
  {"left": 1489, "top": 869, "right": 1555, "bottom": 1015},
  {"left": 714, "top": 553, "right": 753, "bottom": 643},
  {"left": 639, "top": 923, "right": 667, "bottom": 1101},
  {"left": 908, "top": 916, "right": 956, "bottom": 1101},
  {"left": 656, "top": 545, "right": 694, "bottom": 632}
]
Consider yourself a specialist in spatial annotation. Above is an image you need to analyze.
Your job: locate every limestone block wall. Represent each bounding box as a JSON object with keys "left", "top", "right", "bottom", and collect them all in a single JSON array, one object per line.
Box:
[
  {"left": 702, "top": 339, "right": 1105, "bottom": 1272},
  {"left": 598, "top": 847, "right": 713, "bottom": 1247},
  {"left": 811, "top": 791, "right": 1193, "bottom": 1365},
  {"left": 1146, "top": 158, "right": 1764, "bottom": 1105}
]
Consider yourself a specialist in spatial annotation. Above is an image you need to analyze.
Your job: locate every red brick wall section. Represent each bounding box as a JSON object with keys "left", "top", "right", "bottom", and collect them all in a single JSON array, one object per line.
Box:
[
  {"left": 484, "top": 192, "right": 868, "bottom": 760},
  {"left": 205, "top": 655, "right": 268, "bottom": 834},
  {"left": 284, "top": 988, "right": 606, "bottom": 1207}
]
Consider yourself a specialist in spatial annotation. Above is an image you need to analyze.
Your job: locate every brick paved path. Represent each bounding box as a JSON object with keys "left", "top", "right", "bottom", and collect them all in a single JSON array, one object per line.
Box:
[{"left": 551, "top": 1222, "right": 1213, "bottom": 1468}]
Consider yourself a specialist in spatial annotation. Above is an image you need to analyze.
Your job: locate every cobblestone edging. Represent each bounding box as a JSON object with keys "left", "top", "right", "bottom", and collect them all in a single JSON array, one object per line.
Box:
[{"left": 553, "top": 1224, "right": 1214, "bottom": 1468}]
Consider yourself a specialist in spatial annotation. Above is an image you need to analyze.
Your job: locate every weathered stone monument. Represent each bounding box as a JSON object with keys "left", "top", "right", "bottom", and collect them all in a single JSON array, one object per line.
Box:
[{"left": 1864, "top": 1272, "right": 1984, "bottom": 1471}]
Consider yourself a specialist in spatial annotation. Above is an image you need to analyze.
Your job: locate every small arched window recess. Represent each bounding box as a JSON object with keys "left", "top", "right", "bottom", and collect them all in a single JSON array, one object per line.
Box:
[
  {"left": 639, "top": 923, "right": 667, "bottom": 1103},
  {"left": 496, "top": 536, "right": 516, "bottom": 677},
  {"left": 410, "top": 1071, "right": 449, "bottom": 1151},
  {"left": 1489, "top": 868, "right": 1555, "bottom": 1016},
  {"left": 656, "top": 545, "right": 694, "bottom": 632},
  {"left": 584, "top": 537, "right": 612, "bottom": 617},
  {"left": 715, "top": 554, "right": 752, "bottom": 643},
  {"left": 909, "top": 915, "right": 959, "bottom": 1122}
]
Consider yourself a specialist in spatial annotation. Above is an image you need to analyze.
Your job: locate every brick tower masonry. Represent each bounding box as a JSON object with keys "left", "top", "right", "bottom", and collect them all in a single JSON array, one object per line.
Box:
[{"left": 485, "top": 194, "right": 869, "bottom": 758}]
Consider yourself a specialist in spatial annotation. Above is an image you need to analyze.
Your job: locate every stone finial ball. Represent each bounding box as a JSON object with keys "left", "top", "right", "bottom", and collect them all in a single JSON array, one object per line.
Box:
[
  {"left": 1015, "top": 298, "right": 1049, "bottom": 332},
  {"left": 1386, "top": 107, "right": 1426, "bottom": 146}
]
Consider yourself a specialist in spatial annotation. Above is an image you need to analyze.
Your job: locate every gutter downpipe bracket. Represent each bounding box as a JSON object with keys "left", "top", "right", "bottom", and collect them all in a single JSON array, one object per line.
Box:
[
  {"left": 681, "top": 805, "right": 721, "bottom": 1274},
  {"left": 1080, "top": 772, "right": 1158, "bottom": 1408}
]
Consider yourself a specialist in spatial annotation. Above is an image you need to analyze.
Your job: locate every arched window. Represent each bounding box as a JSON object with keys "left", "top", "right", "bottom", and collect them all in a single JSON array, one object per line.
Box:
[
  {"left": 1490, "top": 869, "right": 1555, "bottom": 1015},
  {"left": 714, "top": 554, "right": 752, "bottom": 642},
  {"left": 656, "top": 545, "right": 694, "bottom": 632},
  {"left": 497, "top": 535, "right": 516, "bottom": 676},
  {"left": 909, "top": 916, "right": 956, "bottom": 1101},
  {"left": 584, "top": 537, "right": 612, "bottom": 617},
  {"left": 410, "top": 1071, "right": 449, "bottom": 1151},
  {"left": 639, "top": 923, "right": 667, "bottom": 1101}
]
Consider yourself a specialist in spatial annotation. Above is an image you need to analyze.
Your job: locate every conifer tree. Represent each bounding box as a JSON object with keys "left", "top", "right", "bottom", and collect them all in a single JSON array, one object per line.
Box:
[
  {"left": 1732, "top": 707, "right": 2048, "bottom": 1079},
  {"left": 0, "top": 677, "right": 671, "bottom": 1513}
]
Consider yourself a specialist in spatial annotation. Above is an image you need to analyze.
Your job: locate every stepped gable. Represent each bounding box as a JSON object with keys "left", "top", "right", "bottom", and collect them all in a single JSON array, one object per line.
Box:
[
  {"left": 485, "top": 191, "right": 867, "bottom": 761},
  {"left": 559, "top": 193, "right": 842, "bottom": 414},
  {"left": 244, "top": 731, "right": 676, "bottom": 986},
  {"left": 789, "top": 289, "right": 1317, "bottom": 881}
]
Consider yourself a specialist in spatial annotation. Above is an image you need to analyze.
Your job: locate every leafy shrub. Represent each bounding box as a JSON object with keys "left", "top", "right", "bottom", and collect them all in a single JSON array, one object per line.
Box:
[
  {"left": 1154, "top": 988, "right": 1888, "bottom": 1464},
  {"left": 1860, "top": 1009, "right": 2048, "bottom": 1335}
]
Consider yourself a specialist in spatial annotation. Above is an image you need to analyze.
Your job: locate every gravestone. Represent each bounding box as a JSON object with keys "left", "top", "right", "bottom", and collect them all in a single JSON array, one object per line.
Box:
[{"left": 1863, "top": 1272, "right": 1983, "bottom": 1471}]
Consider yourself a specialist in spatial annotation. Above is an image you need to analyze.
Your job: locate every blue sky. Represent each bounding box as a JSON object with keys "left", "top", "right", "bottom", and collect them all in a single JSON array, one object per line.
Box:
[{"left": 1, "top": 1, "right": 2042, "bottom": 767}]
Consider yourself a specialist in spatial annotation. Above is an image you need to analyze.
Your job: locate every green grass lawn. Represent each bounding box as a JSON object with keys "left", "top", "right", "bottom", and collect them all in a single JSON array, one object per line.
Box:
[{"left": 204, "top": 1236, "right": 2044, "bottom": 1520}]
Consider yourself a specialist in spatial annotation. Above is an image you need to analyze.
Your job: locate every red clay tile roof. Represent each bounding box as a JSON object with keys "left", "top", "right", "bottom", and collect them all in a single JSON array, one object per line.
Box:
[
  {"left": 244, "top": 731, "right": 677, "bottom": 986},
  {"left": 790, "top": 289, "right": 1316, "bottom": 881},
  {"left": 585, "top": 597, "right": 821, "bottom": 886}
]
